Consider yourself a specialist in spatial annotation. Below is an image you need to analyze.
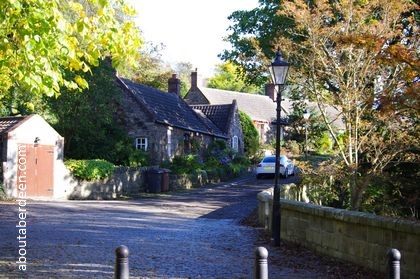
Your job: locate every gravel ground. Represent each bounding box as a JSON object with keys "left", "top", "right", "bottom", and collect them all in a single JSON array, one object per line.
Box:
[{"left": 0, "top": 175, "right": 380, "bottom": 278}]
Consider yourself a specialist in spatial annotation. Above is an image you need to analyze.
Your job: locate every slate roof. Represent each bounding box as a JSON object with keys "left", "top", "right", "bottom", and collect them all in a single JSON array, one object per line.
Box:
[
  {"left": 196, "top": 87, "right": 293, "bottom": 123},
  {"left": 305, "top": 101, "right": 345, "bottom": 130},
  {"left": 0, "top": 116, "right": 27, "bottom": 134},
  {"left": 190, "top": 87, "right": 344, "bottom": 129},
  {"left": 190, "top": 104, "right": 233, "bottom": 134},
  {"left": 119, "top": 78, "right": 227, "bottom": 138}
]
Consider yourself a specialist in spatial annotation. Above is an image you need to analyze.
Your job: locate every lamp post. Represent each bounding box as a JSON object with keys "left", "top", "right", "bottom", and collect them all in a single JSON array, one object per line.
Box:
[
  {"left": 303, "top": 111, "right": 310, "bottom": 160},
  {"left": 269, "top": 48, "right": 290, "bottom": 246}
]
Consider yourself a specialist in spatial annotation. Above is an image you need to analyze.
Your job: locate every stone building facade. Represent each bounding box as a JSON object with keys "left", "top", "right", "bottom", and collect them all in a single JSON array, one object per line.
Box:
[
  {"left": 116, "top": 76, "right": 243, "bottom": 164},
  {"left": 191, "top": 101, "right": 244, "bottom": 154},
  {"left": 184, "top": 71, "right": 289, "bottom": 144}
]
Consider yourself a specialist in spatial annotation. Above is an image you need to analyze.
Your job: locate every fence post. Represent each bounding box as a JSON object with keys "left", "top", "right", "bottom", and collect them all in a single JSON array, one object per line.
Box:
[
  {"left": 387, "top": 248, "right": 401, "bottom": 279},
  {"left": 114, "top": 245, "right": 129, "bottom": 279},
  {"left": 254, "top": 246, "right": 268, "bottom": 279}
]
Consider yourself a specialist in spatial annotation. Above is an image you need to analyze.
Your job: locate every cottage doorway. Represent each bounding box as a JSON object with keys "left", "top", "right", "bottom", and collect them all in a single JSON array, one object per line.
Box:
[{"left": 17, "top": 144, "right": 54, "bottom": 197}]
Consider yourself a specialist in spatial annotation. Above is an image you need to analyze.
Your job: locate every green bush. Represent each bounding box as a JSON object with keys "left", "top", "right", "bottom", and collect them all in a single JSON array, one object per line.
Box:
[
  {"left": 232, "top": 155, "right": 251, "bottom": 165},
  {"left": 164, "top": 152, "right": 250, "bottom": 179},
  {"left": 314, "top": 133, "right": 333, "bottom": 154},
  {"left": 285, "top": 140, "right": 301, "bottom": 155},
  {"left": 169, "top": 154, "right": 202, "bottom": 174},
  {"left": 112, "top": 139, "right": 150, "bottom": 167},
  {"left": 228, "top": 163, "right": 246, "bottom": 176},
  {"left": 126, "top": 149, "right": 149, "bottom": 167},
  {"left": 239, "top": 111, "right": 259, "bottom": 159},
  {"left": 65, "top": 159, "right": 115, "bottom": 181}
]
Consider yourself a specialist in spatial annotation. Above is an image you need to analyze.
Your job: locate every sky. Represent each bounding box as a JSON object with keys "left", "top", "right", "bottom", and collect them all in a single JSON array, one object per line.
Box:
[{"left": 130, "top": 0, "right": 259, "bottom": 78}]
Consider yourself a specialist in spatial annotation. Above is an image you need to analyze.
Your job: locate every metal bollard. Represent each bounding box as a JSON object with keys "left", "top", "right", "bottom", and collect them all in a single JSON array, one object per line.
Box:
[
  {"left": 114, "top": 245, "right": 129, "bottom": 279},
  {"left": 387, "top": 248, "right": 401, "bottom": 279},
  {"left": 254, "top": 246, "right": 268, "bottom": 279}
]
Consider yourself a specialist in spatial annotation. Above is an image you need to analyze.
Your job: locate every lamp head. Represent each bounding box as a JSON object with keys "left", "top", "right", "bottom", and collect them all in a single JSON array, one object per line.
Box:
[{"left": 269, "top": 48, "right": 290, "bottom": 85}]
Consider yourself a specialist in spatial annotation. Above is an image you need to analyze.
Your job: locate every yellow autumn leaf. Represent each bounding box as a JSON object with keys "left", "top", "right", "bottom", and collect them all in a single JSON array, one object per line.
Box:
[{"left": 74, "top": 75, "right": 89, "bottom": 89}]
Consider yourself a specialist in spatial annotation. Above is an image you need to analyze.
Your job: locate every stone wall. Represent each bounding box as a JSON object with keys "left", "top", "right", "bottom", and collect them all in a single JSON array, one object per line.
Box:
[
  {"left": 67, "top": 167, "right": 145, "bottom": 200},
  {"left": 257, "top": 188, "right": 420, "bottom": 278}
]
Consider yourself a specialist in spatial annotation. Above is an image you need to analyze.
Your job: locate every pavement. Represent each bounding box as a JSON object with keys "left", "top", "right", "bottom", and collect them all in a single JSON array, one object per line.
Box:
[{"left": 0, "top": 174, "right": 377, "bottom": 278}]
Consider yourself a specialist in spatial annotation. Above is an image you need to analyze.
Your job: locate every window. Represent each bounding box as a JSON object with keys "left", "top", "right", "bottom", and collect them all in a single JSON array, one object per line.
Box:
[
  {"left": 232, "top": 136, "right": 239, "bottom": 152},
  {"left": 183, "top": 133, "right": 191, "bottom": 154},
  {"left": 135, "top": 137, "right": 148, "bottom": 151},
  {"left": 167, "top": 128, "right": 172, "bottom": 158}
]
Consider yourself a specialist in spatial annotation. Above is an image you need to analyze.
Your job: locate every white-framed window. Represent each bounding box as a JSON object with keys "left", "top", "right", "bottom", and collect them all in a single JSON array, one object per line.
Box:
[
  {"left": 135, "top": 137, "right": 148, "bottom": 151},
  {"left": 167, "top": 127, "right": 172, "bottom": 158},
  {"left": 232, "top": 136, "right": 239, "bottom": 152}
]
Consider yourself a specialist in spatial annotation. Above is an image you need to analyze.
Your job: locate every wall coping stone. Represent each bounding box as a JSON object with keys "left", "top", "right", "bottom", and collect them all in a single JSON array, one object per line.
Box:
[{"left": 260, "top": 187, "right": 420, "bottom": 235}]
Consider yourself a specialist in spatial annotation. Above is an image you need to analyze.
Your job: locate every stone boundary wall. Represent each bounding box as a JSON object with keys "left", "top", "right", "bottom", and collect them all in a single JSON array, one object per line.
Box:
[
  {"left": 257, "top": 188, "right": 420, "bottom": 279},
  {"left": 64, "top": 167, "right": 248, "bottom": 199},
  {"left": 65, "top": 168, "right": 232, "bottom": 199},
  {"left": 67, "top": 167, "right": 146, "bottom": 200}
]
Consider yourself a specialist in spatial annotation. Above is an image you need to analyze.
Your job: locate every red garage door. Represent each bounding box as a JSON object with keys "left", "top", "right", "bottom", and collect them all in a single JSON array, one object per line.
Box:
[{"left": 17, "top": 144, "right": 54, "bottom": 198}]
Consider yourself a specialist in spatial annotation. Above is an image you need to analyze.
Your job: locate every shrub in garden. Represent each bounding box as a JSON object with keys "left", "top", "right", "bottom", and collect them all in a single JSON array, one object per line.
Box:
[
  {"left": 285, "top": 140, "right": 301, "bottom": 155},
  {"left": 65, "top": 159, "right": 114, "bottom": 181},
  {"left": 163, "top": 141, "right": 250, "bottom": 179},
  {"left": 314, "top": 133, "right": 333, "bottom": 155},
  {"left": 168, "top": 154, "right": 202, "bottom": 174},
  {"left": 239, "top": 111, "right": 259, "bottom": 160}
]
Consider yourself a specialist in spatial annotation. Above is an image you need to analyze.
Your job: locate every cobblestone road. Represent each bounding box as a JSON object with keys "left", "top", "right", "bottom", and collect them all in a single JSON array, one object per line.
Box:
[{"left": 0, "top": 175, "right": 374, "bottom": 278}]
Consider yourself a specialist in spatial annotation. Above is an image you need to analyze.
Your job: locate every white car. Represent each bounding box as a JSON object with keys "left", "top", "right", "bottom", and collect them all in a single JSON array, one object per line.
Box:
[{"left": 255, "top": 155, "right": 294, "bottom": 179}]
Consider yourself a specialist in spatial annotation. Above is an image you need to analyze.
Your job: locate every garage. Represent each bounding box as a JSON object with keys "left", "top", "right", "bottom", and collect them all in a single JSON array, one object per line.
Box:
[{"left": 1, "top": 114, "right": 64, "bottom": 199}]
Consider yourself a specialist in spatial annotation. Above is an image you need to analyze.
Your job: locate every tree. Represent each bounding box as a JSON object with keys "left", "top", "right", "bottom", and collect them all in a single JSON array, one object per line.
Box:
[
  {"left": 224, "top": 0, "right": 419, "bottom": 210},
  {"left": 43, "top": 59, "right": 141, "bottom": 165},
  {"left": 239, "top": 111, "right": 260, "bottom": 160},
  {"left": 121, "top": 42, "right": 172, "bottom": 91},
  {"left": 279, "top": 0, "right": 418, "bottom": 209},
  {"left": 0, "top": 0, "right": 142, "bottom": 113},
  {"left": 121, "top": 42, "right": 193, "bottom": 97},
  {"left": 174, "top": 61, "right": 193, "bottom": 97},
  {"left": 207, "top": 62, "right": 261, "bottom": 93},
  {"left": 220, "top": 0, "right": 294, "bottom": 86}
]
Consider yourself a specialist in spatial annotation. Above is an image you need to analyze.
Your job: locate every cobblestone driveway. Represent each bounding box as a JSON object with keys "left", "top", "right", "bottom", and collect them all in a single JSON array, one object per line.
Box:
[
  {"left": 1, "top": 175, "right": 373, "bottom": 279},
  {"left": 1, "top": 175, "right": 315, "bottom": 278}
]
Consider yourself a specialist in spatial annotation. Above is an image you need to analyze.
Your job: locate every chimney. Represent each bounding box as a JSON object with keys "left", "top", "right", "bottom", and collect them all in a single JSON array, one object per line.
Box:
[
  {"left": 191, "top": 69, "right": 198, "bottom": 89},
  {"left": 168, "top": 73, "right": 181, "bottom": 96},
  {"left": 265, "top": 84, "right": 276, "bottom": 101}
]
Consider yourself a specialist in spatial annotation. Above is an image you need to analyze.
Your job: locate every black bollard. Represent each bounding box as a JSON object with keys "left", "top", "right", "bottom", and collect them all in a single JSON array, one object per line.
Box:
[
  {"left": 254, "top": 246, "right": 268, "bottom": 279},
  {"left": 387, "top": 248, "right": 401, "bottom": 279},
  {"left": 115, "top": 245, "right": 129, "bottom": 279}
]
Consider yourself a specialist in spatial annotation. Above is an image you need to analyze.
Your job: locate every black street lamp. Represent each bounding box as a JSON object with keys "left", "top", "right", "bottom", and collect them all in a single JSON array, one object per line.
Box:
[
  {"left": 303, "top": 111, "right": 310, "bottom": 160},
  {"left": 269, "top": 48, "right": 290, "bottom": 246}
]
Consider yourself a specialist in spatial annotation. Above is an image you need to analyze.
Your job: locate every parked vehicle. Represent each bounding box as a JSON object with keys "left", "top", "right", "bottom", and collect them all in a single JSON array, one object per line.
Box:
[{"left": 255, "top": 155, "right": 294, "bottom": 179}]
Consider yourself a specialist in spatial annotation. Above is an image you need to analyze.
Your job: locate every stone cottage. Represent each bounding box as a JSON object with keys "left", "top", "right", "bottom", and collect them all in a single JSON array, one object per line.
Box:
[
  {"left": 184, "top": 70, "right": 344, "bottom": 144},
  {"left": 190, "top": 100, "right": 244, "bottom": 154},
  {"left": 184, "top": 71, "right": 292, "bottom": 144},
  {"left": 116, "top": 75, "right": 244, "bottom": 164}
]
